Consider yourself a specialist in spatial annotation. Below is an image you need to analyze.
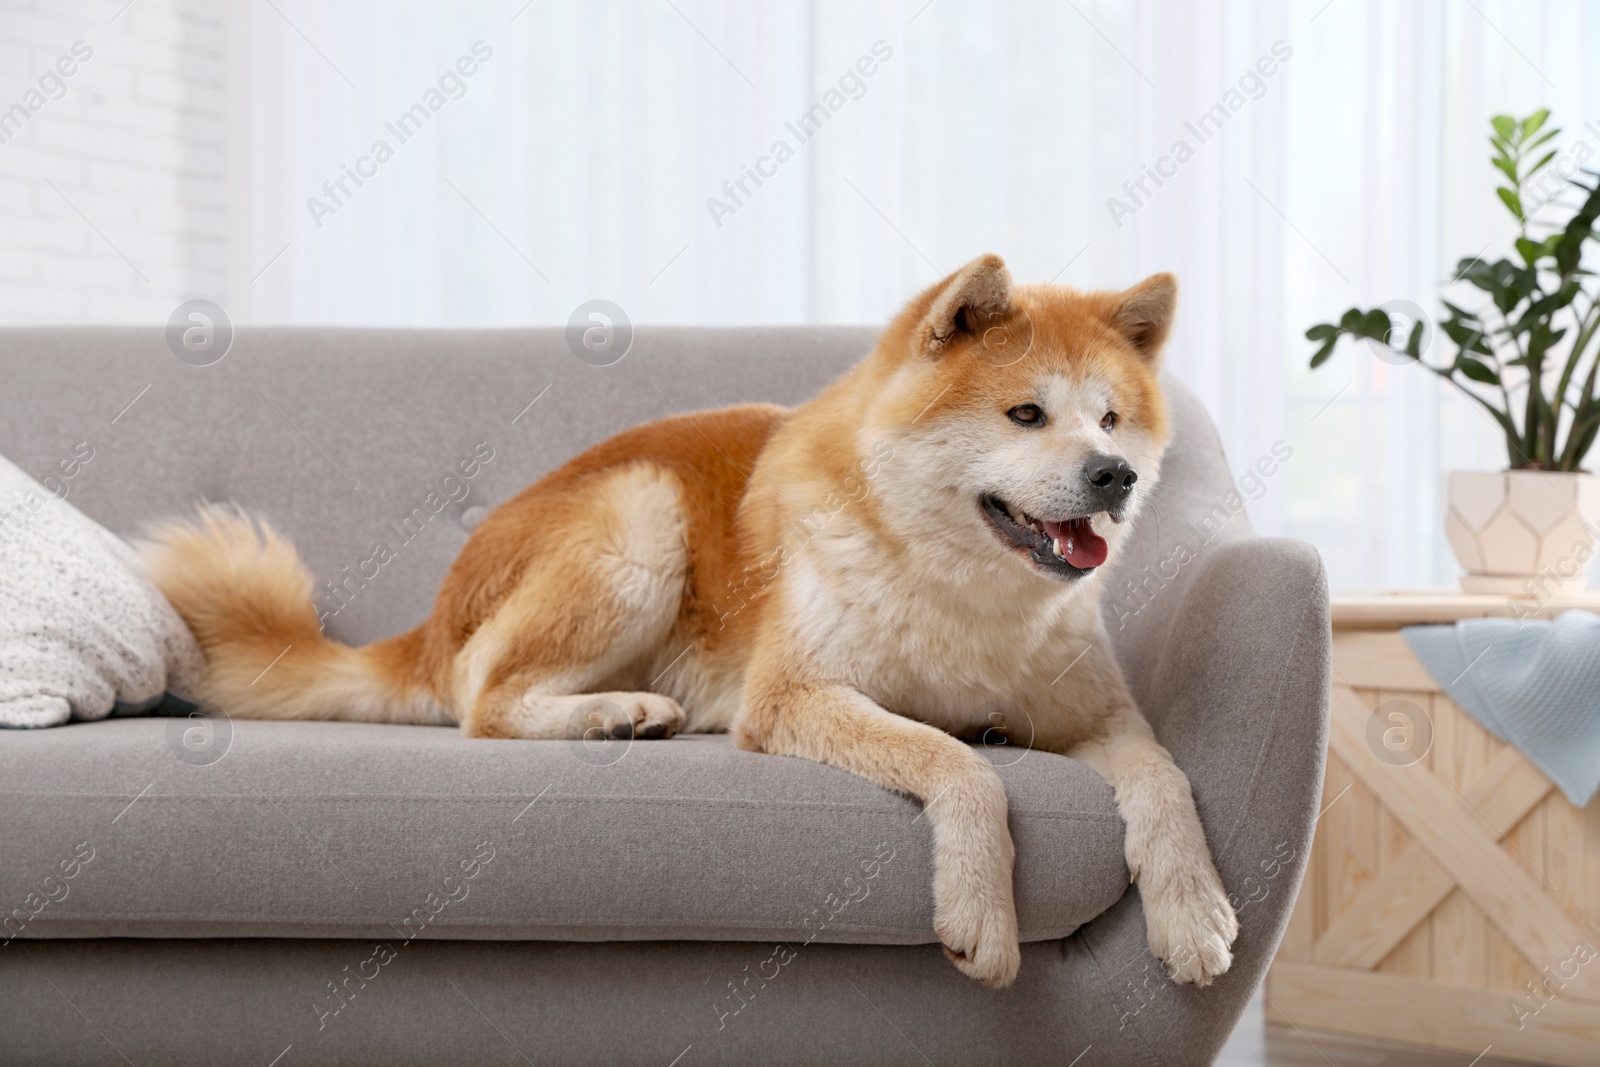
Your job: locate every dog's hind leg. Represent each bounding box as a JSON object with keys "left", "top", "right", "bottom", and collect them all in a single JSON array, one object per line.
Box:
[{"left": 452, "top": 463, "right": 691, "bottom": 740}]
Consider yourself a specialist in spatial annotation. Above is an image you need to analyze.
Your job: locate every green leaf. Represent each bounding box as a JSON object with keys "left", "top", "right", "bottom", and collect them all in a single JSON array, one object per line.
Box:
[
  {"left": 1510, "top": 261, "right": 1541, "bottom": 298},
  {"left": 1340, "top": 308, "right": 1364, "bottom": 331},
  {"left": 1440, "top": 315, "right": 1494, "bottom": 355},
  {"left": 1492, "top": 114, "right": 1518, "bottom": 142},
  {"left": 1527, "top": 149, "right": 1559, "bottom": 178},
  {"left": 1558, "top": 220, "right": 1591, "bottom": 272},
  {"left": 1498, "top": 186, "right": 1525, "bottom": 219},
  {"left": 1508, "top": 279, "right": 1582, "bottom": 337},
  {"left": 1359, "top": 309, "right": 1393, "bottom": 341},
  {"left": 1305, "top": 323, "right": 1338, "bottom": 341},
  {"left": 1457, "top": 259, "right": 1501, "bottom": 291},
  {"left": 1493, "top": 156, "right": 1521, "bottom": 184},
  {"left": 1406, "top": 320, "right": 1425, "bottom": 359},
  {"left": 1309, "top": 336, "right": 1339, "bottom": 369},
  {"left": 1522, "top": 109, "right": 1550, "bottom": 137},
  {"left": 1516, "top": 237, "right": 1542, "bottom": 265},
  {"left": 1526, "top": 322, "right": 1567, "bottom": 364},
  {"left": 1527, "top": 128, "right": 1559, "bottom": 153},
  {"left": 1457, "top": 356, "right": 1501, "bottom": 384}
]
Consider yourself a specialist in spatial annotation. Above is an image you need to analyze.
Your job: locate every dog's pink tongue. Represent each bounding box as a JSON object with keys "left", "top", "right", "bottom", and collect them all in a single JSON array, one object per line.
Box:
[{"left": 1042, "top": 518, "right": 1108, "bottom": 569}]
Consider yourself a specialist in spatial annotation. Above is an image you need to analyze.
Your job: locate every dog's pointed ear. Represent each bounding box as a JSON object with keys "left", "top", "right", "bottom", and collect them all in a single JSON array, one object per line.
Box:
[
  {"left": 911, "top": 253, "right": 1014, "bottom": 359},
  {"left": 1099, "top": 273, "right": 1177, "bottom": 363}
]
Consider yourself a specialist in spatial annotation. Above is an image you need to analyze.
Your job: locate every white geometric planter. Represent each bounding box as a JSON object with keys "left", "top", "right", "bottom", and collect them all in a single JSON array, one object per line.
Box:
[{"left": 1445, "top": 470, "right": 1600, "bottom": 595}]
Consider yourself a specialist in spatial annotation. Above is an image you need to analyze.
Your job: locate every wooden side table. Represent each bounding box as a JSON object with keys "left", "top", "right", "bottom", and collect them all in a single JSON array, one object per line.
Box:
[{"left": 1266, "top": 591, "right": 1600, "bottom": 1066}]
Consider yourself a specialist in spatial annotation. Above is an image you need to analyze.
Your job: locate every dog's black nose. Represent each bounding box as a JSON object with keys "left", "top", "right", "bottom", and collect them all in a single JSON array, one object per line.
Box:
[{"left": 1084, "top": 454, "right": 1137, "bottom": 498}]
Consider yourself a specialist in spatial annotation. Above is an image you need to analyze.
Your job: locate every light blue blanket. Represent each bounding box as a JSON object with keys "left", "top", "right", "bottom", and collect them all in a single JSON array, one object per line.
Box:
[{"left": 1403, "top": 611, "right": 1600, "bottom": 808}]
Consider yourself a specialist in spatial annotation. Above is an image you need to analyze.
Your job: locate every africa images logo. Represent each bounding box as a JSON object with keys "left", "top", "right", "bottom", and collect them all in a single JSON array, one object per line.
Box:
[
  {"left": 705, "top": 40, "right": 893, "bottom": 228},
  {"left": 305, "top": 41, "right": 494, "bottom": 229}
]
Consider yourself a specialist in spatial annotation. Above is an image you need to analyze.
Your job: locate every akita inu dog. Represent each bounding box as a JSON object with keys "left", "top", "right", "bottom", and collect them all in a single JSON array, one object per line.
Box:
[{"left": 142, "top": 254, "right": 1238, "bottom": 988}]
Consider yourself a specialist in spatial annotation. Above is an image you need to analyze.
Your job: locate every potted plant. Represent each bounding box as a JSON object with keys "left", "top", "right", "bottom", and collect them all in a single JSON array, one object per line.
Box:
[{"left": 1308, "top": 110, "right": 1600, "bottom": 595}]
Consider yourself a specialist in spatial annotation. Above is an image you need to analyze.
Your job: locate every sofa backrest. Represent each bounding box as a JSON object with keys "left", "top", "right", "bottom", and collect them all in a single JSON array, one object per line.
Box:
[{"left": 0, "top": 327, "right": 1245, "bottom": 661}]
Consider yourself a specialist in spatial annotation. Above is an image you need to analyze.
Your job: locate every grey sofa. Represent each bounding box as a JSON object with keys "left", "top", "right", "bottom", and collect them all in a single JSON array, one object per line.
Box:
[{"left": 0, "top": 326, "right": 1330, "bottom": 1066}]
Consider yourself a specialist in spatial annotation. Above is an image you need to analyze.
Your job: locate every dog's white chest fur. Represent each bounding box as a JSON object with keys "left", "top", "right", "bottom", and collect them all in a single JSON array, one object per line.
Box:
[{"left": 780, "top": 525, "right": 1100, "bottom": 735}]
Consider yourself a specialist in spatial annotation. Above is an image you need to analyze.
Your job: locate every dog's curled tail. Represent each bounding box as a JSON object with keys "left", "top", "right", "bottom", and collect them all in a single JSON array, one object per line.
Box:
[{"left": 139, "top": 505, "right": 447, "bottom": 725}]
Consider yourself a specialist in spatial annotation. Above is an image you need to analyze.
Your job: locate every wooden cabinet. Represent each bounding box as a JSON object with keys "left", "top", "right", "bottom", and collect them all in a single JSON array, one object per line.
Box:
[{"left": 1266, "top": 592, "right": 1600, "bottom": 1066}]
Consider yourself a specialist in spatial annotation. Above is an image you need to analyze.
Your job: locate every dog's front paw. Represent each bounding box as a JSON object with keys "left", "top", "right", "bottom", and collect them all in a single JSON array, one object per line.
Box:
[
  {"left": 933, "top": 877, "right": 1020, "bottom": 987},
  {"left": 924, "top": 769, "right": 1020, "bottom": 987},
  {"left": 1142, "top": 870, "right": 1238, "bottom": 986}
]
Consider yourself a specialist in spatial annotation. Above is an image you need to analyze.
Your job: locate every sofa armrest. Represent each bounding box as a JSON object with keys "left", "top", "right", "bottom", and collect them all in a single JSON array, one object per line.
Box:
[{"left": 1077, "top": 535, "right": 1331, "bottom": 1063}]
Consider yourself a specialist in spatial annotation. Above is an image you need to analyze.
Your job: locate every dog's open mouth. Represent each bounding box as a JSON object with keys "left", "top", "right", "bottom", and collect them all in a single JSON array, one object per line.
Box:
[{"left": 979, "top": 495, "right": 1109, "bottom": 577}]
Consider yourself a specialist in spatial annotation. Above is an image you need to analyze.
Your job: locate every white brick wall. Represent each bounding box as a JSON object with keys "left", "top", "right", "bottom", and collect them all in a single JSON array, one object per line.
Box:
[{"left": 0, "top": 0, "right": 227, "bottom": 324}]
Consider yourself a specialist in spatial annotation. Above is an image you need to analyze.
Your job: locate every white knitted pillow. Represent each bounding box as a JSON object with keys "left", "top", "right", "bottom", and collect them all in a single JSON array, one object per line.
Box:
[{"left": 0, "top": 454, "right": 202, "bottom": 728}]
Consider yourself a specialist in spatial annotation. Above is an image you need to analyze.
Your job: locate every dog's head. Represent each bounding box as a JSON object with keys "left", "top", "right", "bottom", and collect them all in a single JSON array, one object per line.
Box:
[{"left": 864, "top": 253, "right": 1173, "bottom": 588}]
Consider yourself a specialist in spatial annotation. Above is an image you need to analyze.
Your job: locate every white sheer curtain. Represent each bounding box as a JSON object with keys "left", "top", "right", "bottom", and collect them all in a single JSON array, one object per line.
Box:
[{"left": 224, "top": 0, "right": 1600, "bottom": 592}]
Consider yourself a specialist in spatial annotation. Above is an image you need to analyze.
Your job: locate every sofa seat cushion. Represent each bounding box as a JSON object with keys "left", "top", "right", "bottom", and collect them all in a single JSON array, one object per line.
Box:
[{"left": 0, "top": 719, "right": 1128, "bottom": 945}]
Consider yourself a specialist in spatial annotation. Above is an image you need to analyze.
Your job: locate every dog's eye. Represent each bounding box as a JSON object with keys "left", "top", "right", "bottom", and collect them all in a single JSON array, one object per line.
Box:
[
  {"left": 1008, "top": 404, "right": 1045, "bottom": 427},
  {"left": 1100, "top": 411, "right": 1118, "bottom": 432}
]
